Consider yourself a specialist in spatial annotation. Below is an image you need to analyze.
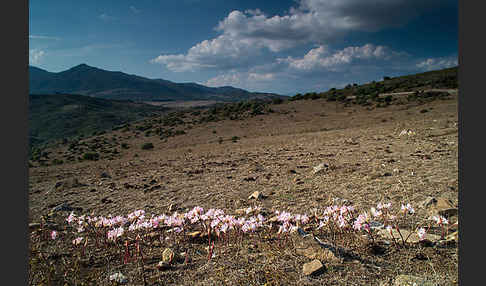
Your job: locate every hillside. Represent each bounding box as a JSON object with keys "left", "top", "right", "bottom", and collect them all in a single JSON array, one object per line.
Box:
[
  {"left": 28, "top": 64, "right": 282, "bottom": 102},
  {"left": 29, "top": 93, "right": 168, "bottom": 148}
]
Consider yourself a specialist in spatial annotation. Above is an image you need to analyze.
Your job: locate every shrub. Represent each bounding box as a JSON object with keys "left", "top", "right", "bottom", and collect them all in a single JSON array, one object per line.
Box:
[
  {"left": 231, "top": 136, "right": 240, "bottom": 142},
  {"left": 82, "top": 152, "right": 99, "bottom": 161},
  {"left": 121, "top": 143, "right": 129, "bottom": 149},
  {"left": 51, "top": 159, "right": 64, "bottom": 165},
  {"left": 272, "top": 97, "right": 283, "bottom": 104},
  {"left": 141, "top": 142, "right": 154, "bottom": 150}
]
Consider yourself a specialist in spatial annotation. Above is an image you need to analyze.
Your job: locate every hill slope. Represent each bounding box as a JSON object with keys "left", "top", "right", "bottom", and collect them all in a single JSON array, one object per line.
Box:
[
  {"left": 28, "top": 64, "right": 282, "bottom": 102},
  {"left": 29, "top": 93, "right": 168, "bottom": 148}
]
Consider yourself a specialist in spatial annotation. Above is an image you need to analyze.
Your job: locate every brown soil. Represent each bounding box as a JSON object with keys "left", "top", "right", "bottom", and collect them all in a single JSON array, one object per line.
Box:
[{"left": 28, "top": 95, "right": 458, "bottom": 285}]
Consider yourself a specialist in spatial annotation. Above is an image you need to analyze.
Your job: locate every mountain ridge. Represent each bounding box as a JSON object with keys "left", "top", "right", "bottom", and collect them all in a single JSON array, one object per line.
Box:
[{"left": 28, "top": 64, "right": 283, "bottom": 102}]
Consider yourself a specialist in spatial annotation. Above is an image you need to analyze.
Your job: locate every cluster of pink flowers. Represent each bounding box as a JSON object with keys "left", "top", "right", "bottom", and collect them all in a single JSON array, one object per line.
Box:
[
  {"left": 352, "top": 212, "right": 371, "bottom": 232},
  {"left": 58, "top": 201, "right": 451, "bottom": 249},
  {"left": 316, "top": 205, "right": 355, "bottom": 230},
  {"left": 107, "top": 227, "right": 124, "bottom": 241},
  {"left": 275, "top": 211, "right": 310, "bottom": 234}
]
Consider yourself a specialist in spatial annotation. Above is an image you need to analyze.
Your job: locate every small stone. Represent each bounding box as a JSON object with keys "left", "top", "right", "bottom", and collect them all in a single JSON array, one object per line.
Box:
[
  {"left": 51, "top": 202, "right": 74, "bottom": 213},
  {"left": 157, "top": 261, "right": 171, "bottom": 271},
  {"left": 100, "top": 172, "right": 111, "bottom": 178},
  {"left": 168, "top": 203, "right": 176, "bottom": 212},
  {"left": 162, "top": 248, "right": 175, "bottom": 263},
  {"left": 187, "top": 231, "right": 201, "bottom": 239},
  {"left": 109, "top": 272, "right": 128, "bottom": 284},
  {"left": 248, "top": 191, "right": 263, "bottom": 200},
  {"left": 369, "top": 221, "right": 385, "bottom": 230},
  {"left": 393, "top": 274, "right": 438, "bottom": 286},
  {"left": 445, "top": 230, "right": 458, "bottom": 242},
  {"left": 312, "top": 163, "right": 329, "bottom": 175},
  {"left": 302, "top": 259, "right": 325, "bottom": 276},
  {"left": 29, "top": 223, "right": 41, "bottom": 230}
]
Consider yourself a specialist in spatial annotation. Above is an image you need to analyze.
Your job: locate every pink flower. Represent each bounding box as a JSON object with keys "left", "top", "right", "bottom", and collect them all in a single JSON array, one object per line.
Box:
[
  {"left": 431, "top": 215, "right": 448, "bottom": 225},
  {"left": 72, "top": 237, "right": 83, "bottom": 245},
  {"left": 417, "top": 227, "right": 426, "bottom": 240},
  {"left": 401, "top": 203, "right": 415, "bottom": 214},
  {"left": 50, "top": 230, "right": 58, "bottom": 240},
  {"left": 66, "top": 212, "right": 76, "bottom": 224}
]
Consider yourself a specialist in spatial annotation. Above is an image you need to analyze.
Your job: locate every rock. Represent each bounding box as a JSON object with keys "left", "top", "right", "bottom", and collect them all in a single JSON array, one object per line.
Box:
[
  {"left": 248, "top": 191, "right": 263, "bottom": 200},
  {"left": 421, "top": 197, "right": 436, "bottom": 208},
  {"left": 312, "top": 163, "right": 329, "bottom": 175},
  {"left": 162, "top": 248, "right": 175, "bottom": 263},
  {"left": 168, "top": 203, "right": 176, "bottom": 212},
  {"left": 100, "top": 172, "right": 111, "bottom": 179},
  {"left": 369, "top": 221, "right": 385, "bottom": 230},
  {"left": 29, "top": 222, "right": 41, "bottom": 230},
  {"left": 295, "top": 236, "right": 341, "bottom": 263},
  {"left": 54, "top": 178, "right": 83, "bottom": 190},
  {"left": 377, "top": 228, "right": 441, "bottom": 244},
  {"left": 423, "top": 197, "right": 458, "bottom": 218},
  {"left": 393, "top": 274, "right": 438, "bottom": 286},
  {"left": 302, "top": 259, "right": 325, "bottom": 276},
  {"left": 156, "top": 261, "right": 171, "bottom": 271},
  {"left": 445, "top": 230, "right": 458, "bottom": 242},
  {"left": 109, "top": 272, "right": 128, "bottom": 284},
  {"left": 101, "top": 197, "right": 112, "bottom": 204},
  {"left": 296, "top": 246, "right": 340, "bottom": 263},
  {"left": 51, "top": 202, "right": 74, "bottom": 213},
  {"left": 187, "top": 231, "right": 202, "bottom": 239}
]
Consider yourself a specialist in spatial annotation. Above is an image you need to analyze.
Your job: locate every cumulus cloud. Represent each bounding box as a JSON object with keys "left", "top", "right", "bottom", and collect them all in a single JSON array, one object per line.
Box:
[
  {"left": 279, "top": 44, "right": 392, "bottom": 71},
  {"left": 29, "top": 49, "right": 45, "bottom": 65},
  {"left": 150, "top": 34, "right": 264, "bottom": 72},
  {"left": 416, "top": 56, "right": 458, "bottom": 71},
  {"left": 152, "top": 0, "right": 444, "bottom": 73}
]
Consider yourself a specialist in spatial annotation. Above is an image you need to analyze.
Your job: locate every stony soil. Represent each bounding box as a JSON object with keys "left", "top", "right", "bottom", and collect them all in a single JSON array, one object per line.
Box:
[{"left": 28, "top": 95, "right": 458, "bottom": 285}]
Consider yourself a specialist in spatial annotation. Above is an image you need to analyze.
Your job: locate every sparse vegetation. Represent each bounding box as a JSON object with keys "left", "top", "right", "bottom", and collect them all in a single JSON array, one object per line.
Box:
[
  {"left": 82, "top": 152, "right": 99, "bottom": 161},
  {"left": 141, "top": 142, "right": 154, "bottom": 150}
]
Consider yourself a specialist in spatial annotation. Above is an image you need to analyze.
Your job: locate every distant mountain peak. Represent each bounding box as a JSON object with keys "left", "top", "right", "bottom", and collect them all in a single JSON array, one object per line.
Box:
[{"left": 29, "top": 63, "right": 283, "bottom": 101}]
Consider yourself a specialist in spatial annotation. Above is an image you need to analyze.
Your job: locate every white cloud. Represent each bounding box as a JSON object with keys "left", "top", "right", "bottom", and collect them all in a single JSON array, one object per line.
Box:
[
  {"left": 29, "top": 35, "right": 60, "bottom": 41},
  {"left": 279, "top": 44, "right": 391, "bottom": 71},
  {"left": 150, "top": 34, "right": 264, "bottom": 72},
  {"left": 151, "top": 0, "right": 438, "bottom": 73},
  {"left": 416, "top": 56, "right": 458, "bottom": 71},
  {"left": 99, "top": 13, "right": 117, "bottom": 21},
  {"left": 29, "top": 49, "right": 45, "bottom": 65},
  {"left": 130, "top": 6, "right": 141, "bottom": 14}
]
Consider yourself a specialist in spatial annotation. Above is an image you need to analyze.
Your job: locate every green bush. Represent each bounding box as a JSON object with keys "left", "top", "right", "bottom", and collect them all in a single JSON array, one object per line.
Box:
[
  {"left": 51, "top": 159, "right": 64, "bottom": 165},
  {"left": 82, "top": 152, "right": 99, "bottom": 161},
  {"left": 141, "top": 142, "right": 154, "bottom": 150}
]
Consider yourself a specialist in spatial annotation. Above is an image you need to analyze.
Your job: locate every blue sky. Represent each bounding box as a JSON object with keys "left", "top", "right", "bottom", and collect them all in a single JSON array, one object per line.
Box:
[{"left": 29, "top": 0, "right": 458, "bottom": 95}]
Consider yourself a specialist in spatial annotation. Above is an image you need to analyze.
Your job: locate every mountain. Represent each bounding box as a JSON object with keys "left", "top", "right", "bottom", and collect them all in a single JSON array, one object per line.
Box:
[{"left": 28, "top": 64, "right": 283, "bottom": 102}]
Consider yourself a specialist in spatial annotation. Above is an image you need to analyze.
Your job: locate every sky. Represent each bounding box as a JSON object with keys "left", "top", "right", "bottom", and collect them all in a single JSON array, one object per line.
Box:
[{"left": 29, "top": 0, "right": 458, "bottom": 95}]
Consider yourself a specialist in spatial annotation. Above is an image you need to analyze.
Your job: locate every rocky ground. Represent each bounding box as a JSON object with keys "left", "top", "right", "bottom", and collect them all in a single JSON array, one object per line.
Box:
[{"left": 28, "top": 94, "right": 458, "bottom": 285}]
